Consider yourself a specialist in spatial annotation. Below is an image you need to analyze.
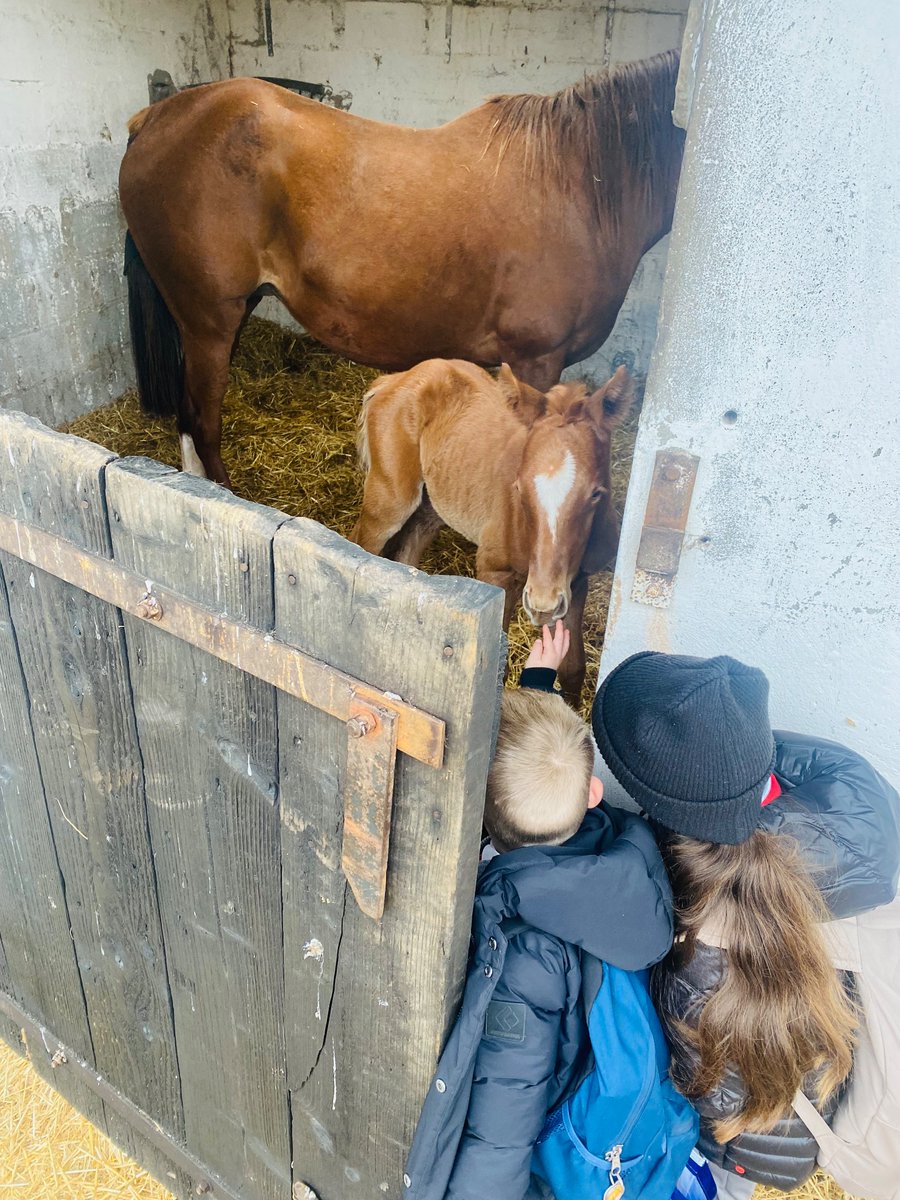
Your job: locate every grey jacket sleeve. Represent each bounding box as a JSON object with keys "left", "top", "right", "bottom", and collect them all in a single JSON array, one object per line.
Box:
[{"left": 446, "top": 931, "right": 577, "bottom": 1200}]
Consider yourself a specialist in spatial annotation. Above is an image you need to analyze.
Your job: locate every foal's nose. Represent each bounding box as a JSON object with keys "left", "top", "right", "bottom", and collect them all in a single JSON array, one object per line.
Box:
[{"left": 523, "top": 588, "right": 569, "bottom": 626}]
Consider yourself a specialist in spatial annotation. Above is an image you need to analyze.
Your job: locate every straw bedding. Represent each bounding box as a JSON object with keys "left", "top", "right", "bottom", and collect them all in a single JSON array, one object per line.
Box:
[
  {"left": 49, "top": 318, "right": 852, "bottom": 1200},
  {"left": 0, "top": 1040, "right": 855, "bottom": 1198},
  {"left": 64, "top": 317, "right": 631, "bottom": 718}
]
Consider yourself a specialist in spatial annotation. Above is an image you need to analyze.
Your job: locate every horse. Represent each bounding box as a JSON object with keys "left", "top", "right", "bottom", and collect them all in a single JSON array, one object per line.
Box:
[
  {"left": 118, "top": 52, "right": 682, "bottom": 487},
  {"left": 351, "top": 359, "right": 635, "bottom": 705}
]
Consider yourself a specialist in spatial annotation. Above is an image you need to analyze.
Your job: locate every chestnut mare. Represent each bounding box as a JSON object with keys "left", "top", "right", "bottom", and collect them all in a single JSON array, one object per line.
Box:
[
  {"left": 119, "top": 52, "right": 682, "bottom": 486},
  {"left": 352, "top": 360, "right": 635, "bottom": 704}
]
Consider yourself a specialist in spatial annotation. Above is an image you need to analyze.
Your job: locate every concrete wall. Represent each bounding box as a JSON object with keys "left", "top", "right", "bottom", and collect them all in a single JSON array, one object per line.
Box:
[
  {"left": 229, "top": 0, "right": 688, "bottom": 387},
  {"left": 599, "top": 0, "right": 900, "bottom": 793},
  {"left": 0, "top": 0, "right": 231, "bottom": 426}
]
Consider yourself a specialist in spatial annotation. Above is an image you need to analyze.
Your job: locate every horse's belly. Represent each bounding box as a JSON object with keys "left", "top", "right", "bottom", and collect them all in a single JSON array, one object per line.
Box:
[{"left": 423, "top": 468, "right": 496, "bottom": 549}]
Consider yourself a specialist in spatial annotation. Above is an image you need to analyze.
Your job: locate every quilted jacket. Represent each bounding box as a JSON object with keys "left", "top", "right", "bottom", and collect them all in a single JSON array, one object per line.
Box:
[
  {"left": 403, "top": 804, "right": 674, "bottom": 1200},
  {"left": 654, "top": 731, "right": 900, "bottom": 1191}
]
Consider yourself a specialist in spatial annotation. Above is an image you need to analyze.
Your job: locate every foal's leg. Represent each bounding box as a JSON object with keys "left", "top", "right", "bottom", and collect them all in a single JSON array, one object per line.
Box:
[
  {"left": 556, "top": 572, "right": 590, "bottom": 709},
  {"left": 475, "top": 545, "right": 524, "bottom": 631},
  {"left": 351, "top": 465, "right": 426, "bottom": 558},
  {"left": 390, "top": 497, "right": 445, "bottom": 567},
  {"left": 178, "top": 299, "right": 247, "bottom": 487}
]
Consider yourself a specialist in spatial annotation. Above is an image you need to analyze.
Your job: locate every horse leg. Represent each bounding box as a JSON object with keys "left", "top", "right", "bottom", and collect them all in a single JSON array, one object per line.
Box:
[
  {"left": 178, "top": 300, "right": 246, "bottom": 486},
  {"left": 390, "top": 496, "right": 445, "bottom": 567},
  {"left": 351, "top": 469, "right": 425, "bottom": 558},
  {"left": 476, "top": 546, "right": 524, "bottom": 631},
  {"left": 556, "top": 573, "right": 590, "bottom": 709}
]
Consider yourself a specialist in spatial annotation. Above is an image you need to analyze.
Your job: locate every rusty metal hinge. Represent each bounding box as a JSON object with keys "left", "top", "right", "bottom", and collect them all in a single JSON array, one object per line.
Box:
[
  {"left": 342, "top": 696, "right": 399, "bottom": 920},
  {"left": 632, "top": 450, "right": 699, "bottom": 608}
]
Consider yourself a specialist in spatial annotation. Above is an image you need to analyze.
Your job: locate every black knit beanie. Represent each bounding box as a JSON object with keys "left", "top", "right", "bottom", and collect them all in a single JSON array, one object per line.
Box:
[{"left": 591, "top": 651, "right": 775, "bottom": 844}]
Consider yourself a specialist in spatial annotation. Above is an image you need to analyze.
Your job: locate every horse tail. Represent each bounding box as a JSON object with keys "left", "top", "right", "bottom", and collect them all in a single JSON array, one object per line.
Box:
[
  {"left": 124, "top": 230, "right": 184, "bottom": 421},
  {"left": 357, "top": 378, "right": 389, "bottom": 472}
]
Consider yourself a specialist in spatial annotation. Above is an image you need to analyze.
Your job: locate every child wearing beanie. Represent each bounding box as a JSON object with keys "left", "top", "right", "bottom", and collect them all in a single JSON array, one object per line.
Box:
[{"left": 589, "top": 650, "right": 900, "bottom": 1200}]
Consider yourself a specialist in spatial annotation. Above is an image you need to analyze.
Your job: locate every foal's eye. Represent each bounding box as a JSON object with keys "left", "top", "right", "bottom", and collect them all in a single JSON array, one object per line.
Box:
[{"left": 590, "top": 485, "right": 607, "bottom": 502}]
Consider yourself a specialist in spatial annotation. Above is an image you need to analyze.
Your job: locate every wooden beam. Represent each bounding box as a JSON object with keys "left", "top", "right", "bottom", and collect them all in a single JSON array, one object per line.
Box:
[{"left": 0, "top": 513, "right": 444, "bottom": 768}]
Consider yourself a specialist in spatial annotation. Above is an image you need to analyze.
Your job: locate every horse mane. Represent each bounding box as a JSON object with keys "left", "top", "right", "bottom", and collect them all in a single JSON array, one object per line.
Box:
[{"left": 483, "top": 50, "right": 682, "bottom": 224}]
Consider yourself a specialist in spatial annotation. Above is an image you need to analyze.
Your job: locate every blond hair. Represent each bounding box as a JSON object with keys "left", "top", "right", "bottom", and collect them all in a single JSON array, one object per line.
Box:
[
  {"left": 654, "top": 831, "right": 857, "bottom": 1141},
  {"left": 485, "top": 688, "right": 595, "bottom": 853}
]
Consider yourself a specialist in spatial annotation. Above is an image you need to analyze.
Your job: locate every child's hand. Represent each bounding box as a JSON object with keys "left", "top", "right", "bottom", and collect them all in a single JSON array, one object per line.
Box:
[{"left": 524, "top": 620, "right": 570, "bottom": 671}]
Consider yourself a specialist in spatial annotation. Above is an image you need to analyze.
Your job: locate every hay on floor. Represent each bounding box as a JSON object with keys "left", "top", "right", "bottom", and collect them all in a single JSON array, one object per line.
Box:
[
  {"left": 64, "top": 318, "right": 639, "bottom": 717},
  {"left": 0, "top": 1039, "right": 173, "bottom": 1198},
  {"left": 1, "top": 1037, "right": 855, "bottom": 1200}
]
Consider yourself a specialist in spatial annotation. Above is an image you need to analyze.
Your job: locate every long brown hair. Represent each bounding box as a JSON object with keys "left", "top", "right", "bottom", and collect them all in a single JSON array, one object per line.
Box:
[{"left": 656, "top": 830, "right": 856, "bottom": 1142}]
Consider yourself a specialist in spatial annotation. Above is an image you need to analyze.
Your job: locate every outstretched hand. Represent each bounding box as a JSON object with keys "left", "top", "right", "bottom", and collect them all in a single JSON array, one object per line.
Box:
[{"left": 524, "top": 620, "right": 570, "bottom": 671}]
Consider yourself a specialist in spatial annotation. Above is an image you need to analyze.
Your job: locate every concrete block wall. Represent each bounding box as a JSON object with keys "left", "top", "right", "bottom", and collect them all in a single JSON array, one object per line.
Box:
[
  {"left": 0, "top": 0, "right": 230, "bottom": 426},
  {"left": 229, "top": 0, "right": 688, "bottom": 386}
]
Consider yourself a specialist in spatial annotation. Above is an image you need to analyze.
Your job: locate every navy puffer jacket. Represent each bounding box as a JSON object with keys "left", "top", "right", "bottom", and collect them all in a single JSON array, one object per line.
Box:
[
  {"left": 654, "top": 732, "right": 900, "bottom": 1191},
  {"left": 404, "top": 804, "right": 673, "bottom": 1200}
]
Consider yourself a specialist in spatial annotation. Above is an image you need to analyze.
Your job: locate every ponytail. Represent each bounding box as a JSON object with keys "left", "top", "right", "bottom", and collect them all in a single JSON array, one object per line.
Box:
[{"left": 657, "top": 830, "right": 856, "bottom": 1141}]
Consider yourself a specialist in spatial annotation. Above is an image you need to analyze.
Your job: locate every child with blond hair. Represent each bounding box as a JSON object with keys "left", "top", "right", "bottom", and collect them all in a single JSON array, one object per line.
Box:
[{"left": 403, "top": 624, "right": 691, "bottom": 1200}]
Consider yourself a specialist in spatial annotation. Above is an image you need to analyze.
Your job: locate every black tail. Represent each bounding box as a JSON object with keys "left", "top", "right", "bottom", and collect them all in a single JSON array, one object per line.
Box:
[{"left": 124, "top": 230, "right": 184, "bottom": 420}]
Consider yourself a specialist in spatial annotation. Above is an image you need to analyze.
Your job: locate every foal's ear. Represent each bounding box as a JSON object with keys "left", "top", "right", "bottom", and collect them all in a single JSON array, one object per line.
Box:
[
  {"left": 585, "top": 366, "right": 635, "bottom": 432},
  {"left": 497, "top": 363, "right": 547, "bottom": 424}
]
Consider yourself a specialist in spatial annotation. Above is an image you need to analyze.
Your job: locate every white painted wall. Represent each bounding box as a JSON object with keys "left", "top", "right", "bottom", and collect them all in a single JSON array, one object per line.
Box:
[
  {"left": 0, "top": 0, "right": 230, "bottom": 426},
  {"left": 599, "top": 0, "right": 900, "bottom": 793}
]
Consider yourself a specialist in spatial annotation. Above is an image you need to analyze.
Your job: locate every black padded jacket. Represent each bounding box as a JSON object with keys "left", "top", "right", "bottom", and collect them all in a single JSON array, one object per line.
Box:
[{"left": 653, "top": 731, "right": 900, "bottom": 1191}]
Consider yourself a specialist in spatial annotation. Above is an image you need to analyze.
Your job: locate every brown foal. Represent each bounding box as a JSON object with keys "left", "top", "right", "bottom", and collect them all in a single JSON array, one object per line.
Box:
[{"left": 351, "top": 360, "right": 634, "bottom": 704}]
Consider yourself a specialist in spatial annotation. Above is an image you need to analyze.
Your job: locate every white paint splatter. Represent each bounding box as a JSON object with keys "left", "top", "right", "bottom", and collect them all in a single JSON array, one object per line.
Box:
[
  {"left": 533, "top": 451, "right": 576, "bottom": 542},
  {"left": 332, "top": 1038, "right": 338, "bottom": 1111},
  {"left": 28, "top": 572, "right": 35, "bottom": 588},
  {"left": 304, "top": 938, "right": 325, "bottom": 1020}
]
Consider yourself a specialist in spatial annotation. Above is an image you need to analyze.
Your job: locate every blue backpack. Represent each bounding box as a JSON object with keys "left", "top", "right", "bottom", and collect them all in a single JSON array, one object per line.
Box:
[{"left": 531, "top": 958, "right": 700, "bottom": 1200}]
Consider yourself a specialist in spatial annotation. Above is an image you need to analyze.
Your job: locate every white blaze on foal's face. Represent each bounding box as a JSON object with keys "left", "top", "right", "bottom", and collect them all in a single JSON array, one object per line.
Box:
[{"left": 533, "top": 450, "right": 576, "bottom": 543}]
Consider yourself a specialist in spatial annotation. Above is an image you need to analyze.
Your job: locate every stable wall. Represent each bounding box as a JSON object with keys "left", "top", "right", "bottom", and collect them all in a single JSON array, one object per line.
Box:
[
  {"left": 0, "top": 0, "right": 230, "bottom": 426},
  {"left": 599, "top": 0, "right": 900, "bottom": 790}
]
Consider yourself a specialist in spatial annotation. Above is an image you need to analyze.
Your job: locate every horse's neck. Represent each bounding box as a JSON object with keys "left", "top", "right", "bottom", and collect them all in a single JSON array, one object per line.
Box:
[{"left": 589, "top": 58, "right": 684, "bottom": 256}]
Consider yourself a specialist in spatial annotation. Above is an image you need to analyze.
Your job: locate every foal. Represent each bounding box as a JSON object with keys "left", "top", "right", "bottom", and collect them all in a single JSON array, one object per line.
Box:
[{"left": 351, "top": 360, "right": 634, "bottom": 704}]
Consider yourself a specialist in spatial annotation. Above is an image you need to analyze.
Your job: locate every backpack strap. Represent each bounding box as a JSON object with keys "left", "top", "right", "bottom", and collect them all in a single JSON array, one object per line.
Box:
[{"left": 792, "top": 1089, "right": 842, "bottom": 1153}]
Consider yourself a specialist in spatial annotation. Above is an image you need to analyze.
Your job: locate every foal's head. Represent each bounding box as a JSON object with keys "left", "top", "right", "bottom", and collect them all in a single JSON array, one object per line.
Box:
[{"left": 500, "top": 365, "right": 634, "bottom": 625}]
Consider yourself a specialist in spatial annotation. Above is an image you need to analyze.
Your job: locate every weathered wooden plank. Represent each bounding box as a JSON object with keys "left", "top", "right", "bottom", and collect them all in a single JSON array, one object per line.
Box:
[
  {"left": 0, "top": 556, "right": 105, "bottom": 1127},
  {"left": 0, "top": 513, "right": 444, "bottom": 767},
  {"left": 275, "top": 519, "right": 504, "bottom": 1198},
  {"left": 106, "top": 456, "right": 292, "bottom": 1200},
  {"left": 0, "top": 411, "right": 188, "bottom": 1189}
]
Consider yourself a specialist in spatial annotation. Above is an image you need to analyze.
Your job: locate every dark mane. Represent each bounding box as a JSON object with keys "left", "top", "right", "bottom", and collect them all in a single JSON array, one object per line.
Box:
[{"left": 483, "top": 50, "right": 683, "bottom": 224}]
